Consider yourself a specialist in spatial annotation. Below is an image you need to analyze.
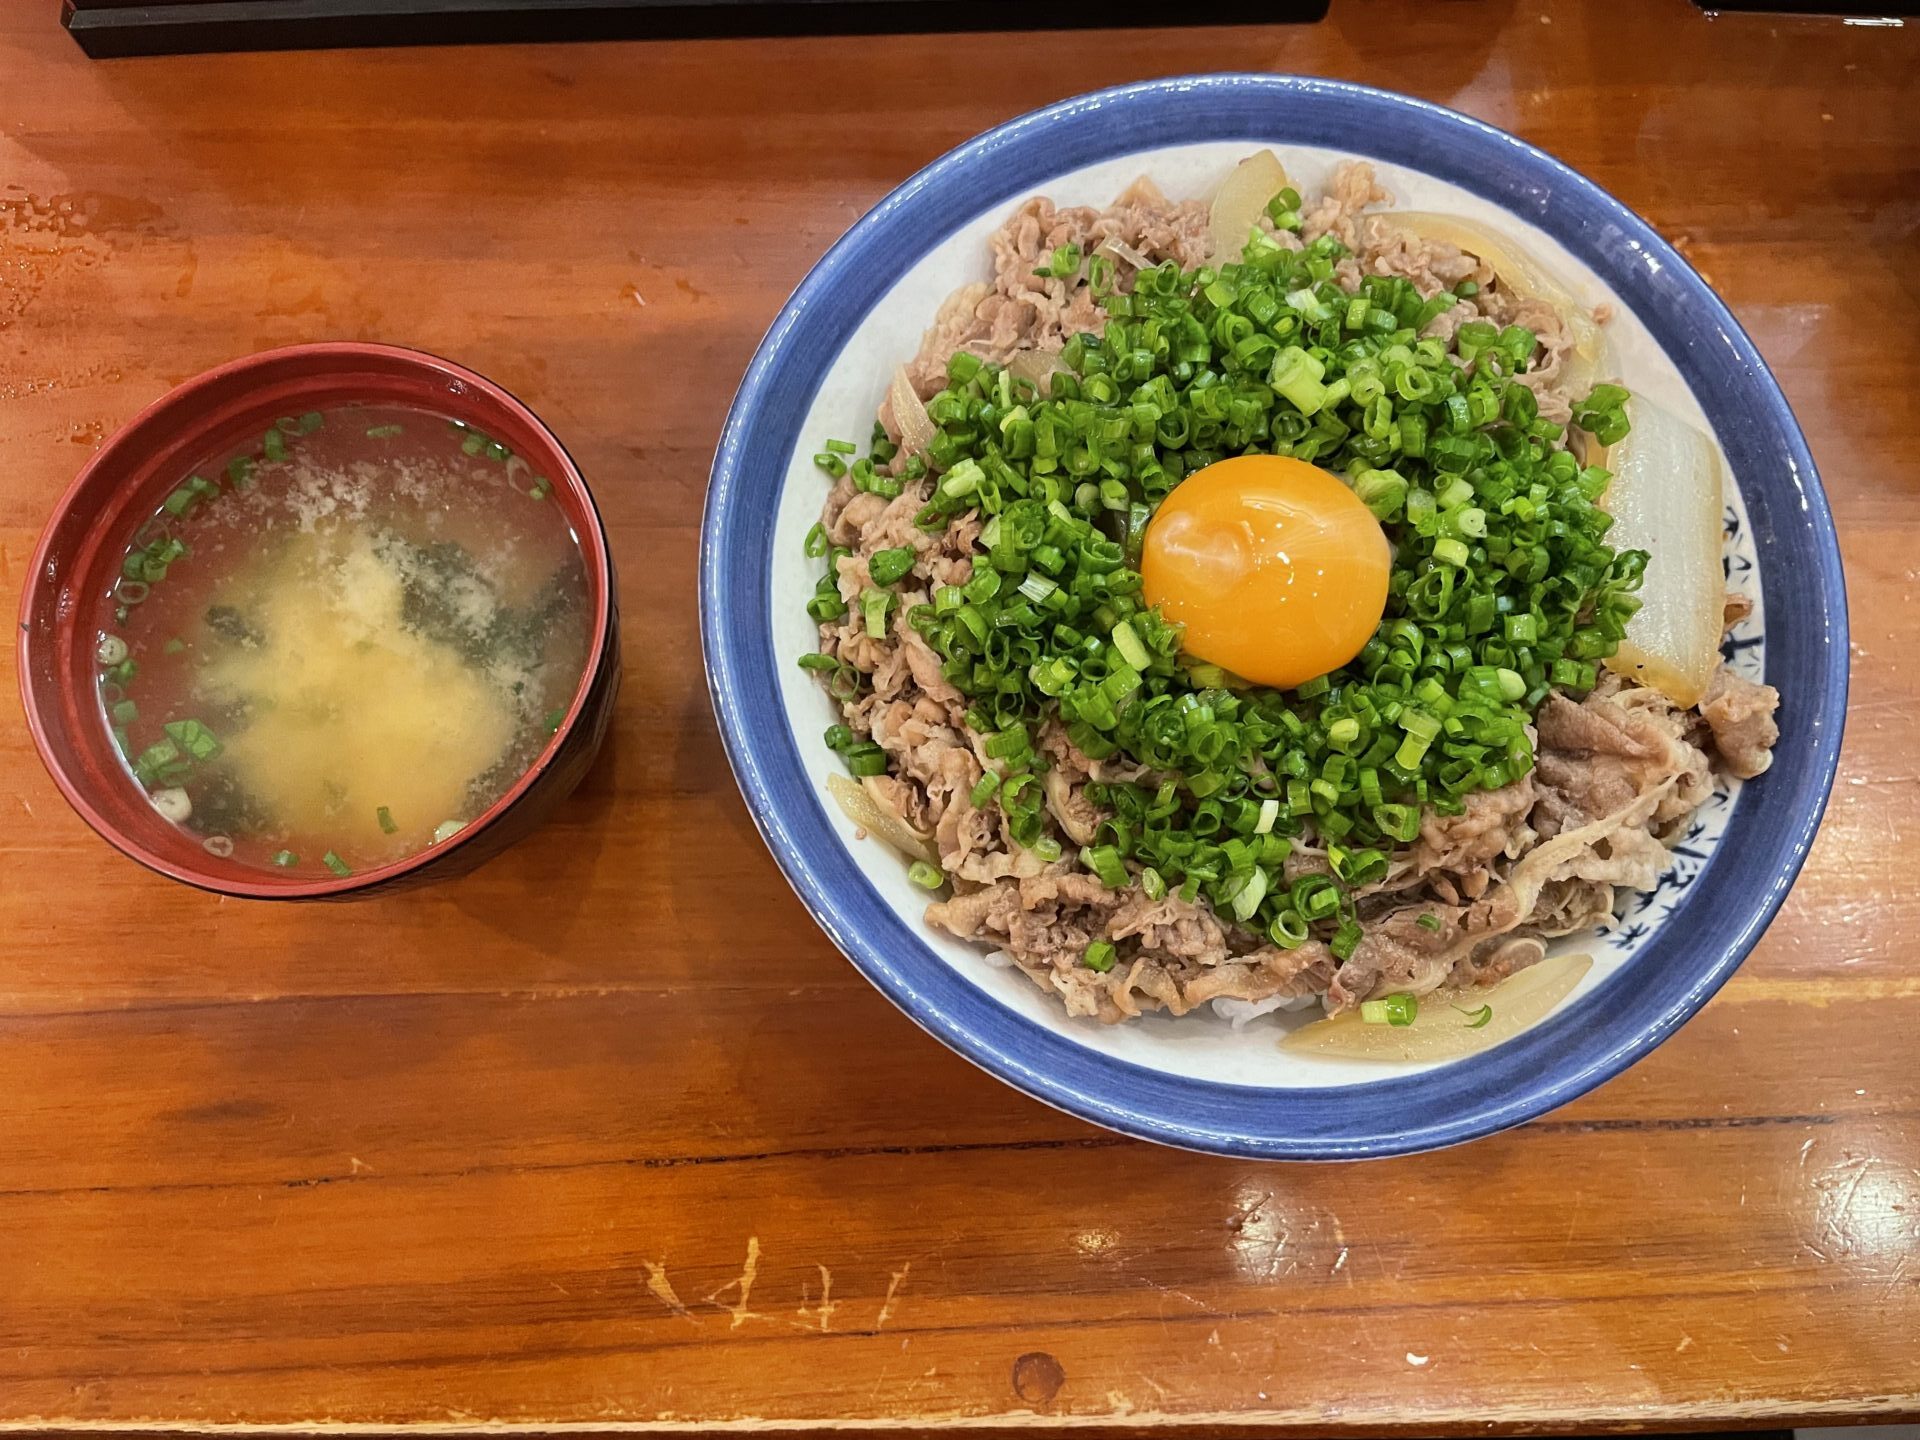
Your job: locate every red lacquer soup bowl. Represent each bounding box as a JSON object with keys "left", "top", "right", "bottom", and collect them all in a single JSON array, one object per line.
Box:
[{"left": 16, "top": 343, "right": 620, "bottom": 898}]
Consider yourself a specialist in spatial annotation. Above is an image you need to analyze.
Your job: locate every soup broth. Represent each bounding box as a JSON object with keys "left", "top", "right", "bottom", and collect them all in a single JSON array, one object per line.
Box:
[{"left": 94, "top": 404, "right": 591, "bottom": 877}]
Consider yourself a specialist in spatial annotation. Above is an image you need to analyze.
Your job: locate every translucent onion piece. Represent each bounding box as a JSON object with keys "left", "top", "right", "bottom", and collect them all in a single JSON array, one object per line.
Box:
[
  {"left": 1373, "top": 211, "right": 1607, "bottom": 395},
  {"left": 1005, "top": 347, "right": 1070, "bottom": 396},
  {"left": 1208, "top": 149, "right": 1292, "bottom": 261},
  {"left": 888, "top": 366, "right": 935, "bottom": 457},
  {"left": 1281, "top": 952, "right": 1594, "bottom": 1062},
  {"left": 827, "top": 772, "right": 935, "bottom": 866},
  {"left": 1595, "top": 394, "right": 1727, "bottom": 708},
  {"left": 1092, "top": 234, "right": 1154, "bottom": 274}
]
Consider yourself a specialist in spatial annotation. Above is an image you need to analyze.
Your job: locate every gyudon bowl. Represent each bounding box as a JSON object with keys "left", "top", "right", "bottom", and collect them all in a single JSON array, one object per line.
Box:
[{"left": 700, "top": 76, "right": 1845, "bottom": 1158}]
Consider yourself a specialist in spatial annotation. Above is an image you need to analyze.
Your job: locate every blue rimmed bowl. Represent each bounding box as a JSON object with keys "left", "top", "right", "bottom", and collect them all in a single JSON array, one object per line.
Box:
[{"left": 700, "top": 75, "right": 1846, "bottom": 1159}]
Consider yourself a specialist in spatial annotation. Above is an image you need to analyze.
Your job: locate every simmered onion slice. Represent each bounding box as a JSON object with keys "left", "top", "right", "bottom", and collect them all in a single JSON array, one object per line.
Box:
[
  {"left": 1208, "top": 149, "right": 1292, "bottom": 262},
  {"left": 827, "top": 772, "right": 936, "bottom": 866},
  {"left": 1281, "top": 952, "right": 1594, "bottom": 1062},
  {"left": 1594, "top": 394, "right": 1728, "bottom": 709}
]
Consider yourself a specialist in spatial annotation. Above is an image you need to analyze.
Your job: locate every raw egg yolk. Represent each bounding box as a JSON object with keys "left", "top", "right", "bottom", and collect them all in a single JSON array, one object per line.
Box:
[{"left": 1140, "top": 455, "right": 1391, "bottom": 690}]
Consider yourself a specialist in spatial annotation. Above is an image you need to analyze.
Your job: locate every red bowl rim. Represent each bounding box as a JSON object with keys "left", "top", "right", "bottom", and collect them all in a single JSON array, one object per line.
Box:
[{"left": 16, "top": 341, "right": 615, "bottom": 899}]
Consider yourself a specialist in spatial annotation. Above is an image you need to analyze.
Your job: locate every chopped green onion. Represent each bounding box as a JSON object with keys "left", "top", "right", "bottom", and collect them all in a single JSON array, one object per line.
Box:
[
  {"left": 298, "top": 411, "right": 324, "bottom": 433},
  {"left": 1080, "top": 844, "right": 1129, "bottom": 889},
  {"left": 843, "top": 743, "right": 887, "bottom": 777},
  {"left": 321, "top": 851, "right": 352, "bottom": 877},
  {"left": 1456, "top": 1003, "right": 1494, "bottom": 1028},
  {"left": 162, "top": 718, "right": 222, "bottom": 761},
  {"left": 907, "top": 861, "right": 945, "bottom": 890},
  {"left": 272, "top": 850, "right": 299, "bottom": 867},
  {"left": 1040, "top": 242, "right": 1082, "bottom": 279},
  {"left": 1360, "top": 992, "right": 1419, "bottom": 1026},
  {"left": 377, "top": 805, "right": 399, "bottom": 835},
  {"left": 1331, "top": 917, "right": 1364, "bottom": 961},
  {"left": 365, "top": 423, "right": 405, "bottom": 438},
  {"left": 263, "top": 428, "right": 287, "bottom": 462},
  {"left": 1228, "top": 866, "right": 1269, "bottom": 923},
  {"left": 861, "top": 587, "right": 894, "bottom": 640},
  {"left": 1416, "top": 912, "right": 1442, "bottom": 932},
  {"left": 1110, "top": 620, "right": 1150, "bottom": 672},
  {"left": 1268, "top": 908, "right": 1310, "bottom": 949},
  {"left": 867, "top": 545, "right": 916, "bottom": 587},
  {"left": 1082, "top": 939, "right": 1117, "bottom": 972}
]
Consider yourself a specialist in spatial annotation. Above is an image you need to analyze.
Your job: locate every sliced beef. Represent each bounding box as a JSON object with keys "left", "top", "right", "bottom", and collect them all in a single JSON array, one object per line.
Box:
[
  {"left": 902, "top": 188, "right": 1209, "bottom": 395},
  {"left": 1357, "top": 214, "right": 1490, "bottom": 299},
  {"left": 1301, "top": 161, "right": 1388, "bottom": 250},
  {"left": 1042, "top": 768, "right": 1103, "bottom": 847},
  {"left": 1699, "top": 665, "right": 1780, "bottom": 779},
  {"left": 1108, "top": 888, "right": 1231, "bottom": 966},
  {"left": 1533, "top": 688, "right": 1711, "bottom": 836},
  {"left": 1328, "top": 778, "right": 1679, "bottom": 1010},
  {"left": 1414, "top": 774, "right": 1536, "bottom": 875}
]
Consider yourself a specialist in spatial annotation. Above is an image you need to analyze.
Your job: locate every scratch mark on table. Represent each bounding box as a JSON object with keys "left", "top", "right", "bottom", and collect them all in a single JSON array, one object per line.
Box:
[
  {"left": 1881, "top": 1257, "right": 1911, "bottom": 1302},
  {"left": 643, "top": 1260, "right": 690, "bottom": 1318},
  {"left": 1676, "top": 1333, "right": 1693, "bottom": 1352},
  {"left": 706, "top": 1236, "right": 760, "bottom": 1329},
  {"left": 798, "top": 1263, "right": 835, "bottom": 1333},
  {"left": 876, "top": 1261, "right": 909, "bottom": 1329},
  {"left": 1146, "top": 1280, "right": 1208, "bottom": 1312}
]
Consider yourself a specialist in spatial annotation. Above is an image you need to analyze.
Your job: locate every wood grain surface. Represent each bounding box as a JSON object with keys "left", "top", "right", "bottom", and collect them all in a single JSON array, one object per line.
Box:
[{"left": 2, "top": 0, "right": 1917, "bottom": 1430}]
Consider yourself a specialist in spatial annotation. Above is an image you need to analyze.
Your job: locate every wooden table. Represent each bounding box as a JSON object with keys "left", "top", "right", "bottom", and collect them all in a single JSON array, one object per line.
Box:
[{"left": 2, "top": 1, "right": 1916, "bottom": 1431}]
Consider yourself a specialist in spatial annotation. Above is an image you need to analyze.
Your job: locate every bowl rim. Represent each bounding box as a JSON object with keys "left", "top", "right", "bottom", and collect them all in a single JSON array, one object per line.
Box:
[
  {"left": 16, "top": 340, "right": 616, "bottom": 899},
  {"left": 701, "top": 74, "right": 1849, "bottom": 1158}
]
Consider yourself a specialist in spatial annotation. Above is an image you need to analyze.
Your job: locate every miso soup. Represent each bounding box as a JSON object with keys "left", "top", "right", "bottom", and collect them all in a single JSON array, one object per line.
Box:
[{"left": 93, "top": 405, "right": 592, "bottom": 877}]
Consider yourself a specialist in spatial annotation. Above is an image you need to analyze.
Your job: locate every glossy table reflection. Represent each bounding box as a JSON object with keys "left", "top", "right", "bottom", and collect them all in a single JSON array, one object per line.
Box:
[{"left": 0, "top": 0, "right": 1915, "bottom": 1430}]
